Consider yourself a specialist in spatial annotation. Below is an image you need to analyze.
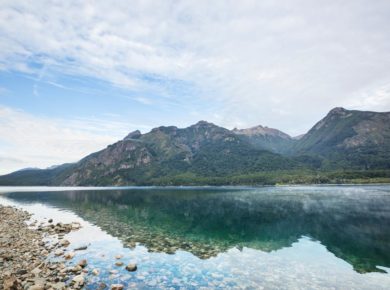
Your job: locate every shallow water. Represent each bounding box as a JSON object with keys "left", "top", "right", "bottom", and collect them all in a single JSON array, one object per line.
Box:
[{"left": 1, "top": 185, "right": 390, "bottom": 289}]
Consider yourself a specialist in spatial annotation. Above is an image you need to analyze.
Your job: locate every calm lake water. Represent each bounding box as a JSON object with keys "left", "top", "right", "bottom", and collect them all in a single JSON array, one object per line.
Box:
[{"left": 1, "top": 185, "right": 390, "bottom": 289}]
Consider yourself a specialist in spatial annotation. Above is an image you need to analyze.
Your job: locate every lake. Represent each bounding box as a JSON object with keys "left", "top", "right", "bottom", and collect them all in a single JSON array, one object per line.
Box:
[{"left": 1, "top": 185, "right": 390, "bottom": 289}]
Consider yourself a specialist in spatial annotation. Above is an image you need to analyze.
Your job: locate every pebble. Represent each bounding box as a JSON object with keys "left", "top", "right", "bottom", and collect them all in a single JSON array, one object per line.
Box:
[
  {"left": 64, "top": 251, "right": 75, "bottom": 260},
  {"left": 29, "top": 285, "right": 45, "bottom": 290},
  {"left": 3, "top": 276, "right": 19, "bottom": 289},
  {"left": 54, "top": 249, "right": 64, "bottom": 256},
  {"left": 72, "top": 223, "right": 81, "bottom": 230},
  {"left": 60, "top": 239, "right": 70, "bottom": 247},
  {"left": 72, "top": 274, "right": 85, "bottom": 285},
  {"left": 51, "top": 282, "right": 66, "bottom": 290},
  {"left": 111, "top": 284, "right": 124, "bottom": 290},
  {"left": 71, "top": 265, "right": 83, "bottom": 273},
  {"left": 31, "top": 267, "right": 42, "bottom": 276}
]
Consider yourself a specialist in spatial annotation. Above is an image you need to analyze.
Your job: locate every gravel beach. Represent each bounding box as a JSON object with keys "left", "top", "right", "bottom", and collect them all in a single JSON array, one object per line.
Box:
[{"left": 0, "top": 205, "right": 86, "bottom": 290}]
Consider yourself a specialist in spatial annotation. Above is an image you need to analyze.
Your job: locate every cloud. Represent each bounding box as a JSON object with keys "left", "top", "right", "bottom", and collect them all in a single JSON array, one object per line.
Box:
[
  {"left": 0, "top": 106, "right": 150, "bottom": 174},
  {"left": 0, "top": 0, "right": 390, "bottom": 137}
]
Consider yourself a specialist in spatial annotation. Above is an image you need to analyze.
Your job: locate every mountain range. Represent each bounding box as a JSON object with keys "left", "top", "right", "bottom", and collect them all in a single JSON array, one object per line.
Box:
[{"left": 1, "top": 107, "right": 389, "bottom": 186}]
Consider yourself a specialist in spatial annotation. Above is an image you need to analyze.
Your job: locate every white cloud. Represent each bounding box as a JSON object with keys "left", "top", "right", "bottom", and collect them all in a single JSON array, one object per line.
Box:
[
  {"left": 343, "top": 83, "right": 390, "bottom": 110},
  {"left": 0, "top": 106, "right": 150, "bottom": 174},
  {"left": 0, "top": 0, "right": 390, "bottom": 137}
]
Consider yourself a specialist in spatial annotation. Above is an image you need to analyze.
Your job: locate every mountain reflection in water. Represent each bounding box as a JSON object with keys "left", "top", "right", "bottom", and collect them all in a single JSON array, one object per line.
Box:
[{"left": 4, "top": 186, "right": 390, "bottom": 274}]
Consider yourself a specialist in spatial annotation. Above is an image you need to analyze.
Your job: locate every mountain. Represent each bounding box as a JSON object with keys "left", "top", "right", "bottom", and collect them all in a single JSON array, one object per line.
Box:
[
  {"left": 60, "top": 121, "right": 299, "bottom": 186},
  {"left": 232, "top": 125, "right": 294, "bottom": 154},
  {"left": 291, "top": 107, "right": 390, "bottom": 169},
  {"left": 0, "top": 108, "right": 389, "bottom": 186}
]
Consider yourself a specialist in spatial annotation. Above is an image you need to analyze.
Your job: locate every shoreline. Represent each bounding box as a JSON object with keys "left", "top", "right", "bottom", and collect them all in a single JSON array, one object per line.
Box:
[
  {"left": 0, "top": 205, "right": 87, "bottom": 290},
  {"left": 0, "top": 182, "right": 389, "bottom": 193}
]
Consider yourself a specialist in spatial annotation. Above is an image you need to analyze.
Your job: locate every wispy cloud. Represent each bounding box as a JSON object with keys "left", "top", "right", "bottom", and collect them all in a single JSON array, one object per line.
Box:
[
  {"left": 0, "top": 0, "right": 390, "bottom": 136},
  {"left": 0, "top": 105, "right": 151, "bottom": 174}
]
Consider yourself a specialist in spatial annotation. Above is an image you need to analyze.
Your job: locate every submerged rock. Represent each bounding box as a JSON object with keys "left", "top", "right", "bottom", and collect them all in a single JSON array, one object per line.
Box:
[
  {"left": 74, "top": 245, "right": 88, "bottom": 251},
  {"left": 92, "top": 268, "right": 100, "bottom": 276},
  {"left": 125, "top": 263, "right": 137, "bottom": 272}
]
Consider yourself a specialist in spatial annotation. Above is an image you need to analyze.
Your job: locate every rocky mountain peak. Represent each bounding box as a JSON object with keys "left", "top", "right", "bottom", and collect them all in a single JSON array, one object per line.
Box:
[
  {"left": 124, "top": 130, "right": 142, "bottom": 140},
  {"left": 233, "top": 125, "right": 291, "bottom": 140},
  {"left": 191, "top": 120, "right": 218, "bottom": 128},
  {"left": 327, "top": 107, "right": 349, "bottom": 117},
  {"left": 150, "top": 126, "right": 178, "bottom": 134}
]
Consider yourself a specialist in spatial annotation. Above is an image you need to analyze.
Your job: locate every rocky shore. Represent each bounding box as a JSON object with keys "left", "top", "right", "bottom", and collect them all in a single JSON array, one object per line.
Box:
[{"left": 0, "top": 205, "right": 86, "bottom": 290}]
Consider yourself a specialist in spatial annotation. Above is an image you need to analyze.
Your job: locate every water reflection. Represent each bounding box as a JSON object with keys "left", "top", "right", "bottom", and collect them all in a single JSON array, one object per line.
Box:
[{"left": 3, "top": 186, "right": 390, "bottom": 273}]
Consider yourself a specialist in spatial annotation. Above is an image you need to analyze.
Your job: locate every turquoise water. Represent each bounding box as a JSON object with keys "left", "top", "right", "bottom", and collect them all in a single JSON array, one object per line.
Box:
[{"left": 1, "top": 185, "right": 390, "bottom": 289}]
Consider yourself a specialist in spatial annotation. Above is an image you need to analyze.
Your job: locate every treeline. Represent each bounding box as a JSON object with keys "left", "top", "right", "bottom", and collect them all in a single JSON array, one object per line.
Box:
[{"left": 145, "top": 170, "right": 390, "bottom": 186}]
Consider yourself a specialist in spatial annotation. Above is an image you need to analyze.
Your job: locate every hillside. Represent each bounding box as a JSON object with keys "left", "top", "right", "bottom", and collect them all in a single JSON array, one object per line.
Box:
[
  {"left": 0, "top": 164, "right": 75, "bottom": 186},
  {"left": 290, "top": 107, "right": 390, "bottom": 169}
]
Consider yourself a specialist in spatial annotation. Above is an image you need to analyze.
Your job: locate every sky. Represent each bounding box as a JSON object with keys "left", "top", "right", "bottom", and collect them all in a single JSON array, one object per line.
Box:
[{"left": 1, "top": 0, "right": 390, "bottom": 174}]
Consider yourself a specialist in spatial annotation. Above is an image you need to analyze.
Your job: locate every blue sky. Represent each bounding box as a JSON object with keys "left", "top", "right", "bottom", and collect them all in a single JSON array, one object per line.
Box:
[
  {"left": 1, "top": 0, "right": 390, "bottom": 174},
  {"left": 0, "top": 68, "right": 216, "bottom": 128}
]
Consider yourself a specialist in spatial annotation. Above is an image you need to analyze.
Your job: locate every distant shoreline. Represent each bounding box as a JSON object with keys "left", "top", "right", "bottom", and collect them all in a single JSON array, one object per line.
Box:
[{"left": 0, "top": 181, "right": 389, "bottom": 195}]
